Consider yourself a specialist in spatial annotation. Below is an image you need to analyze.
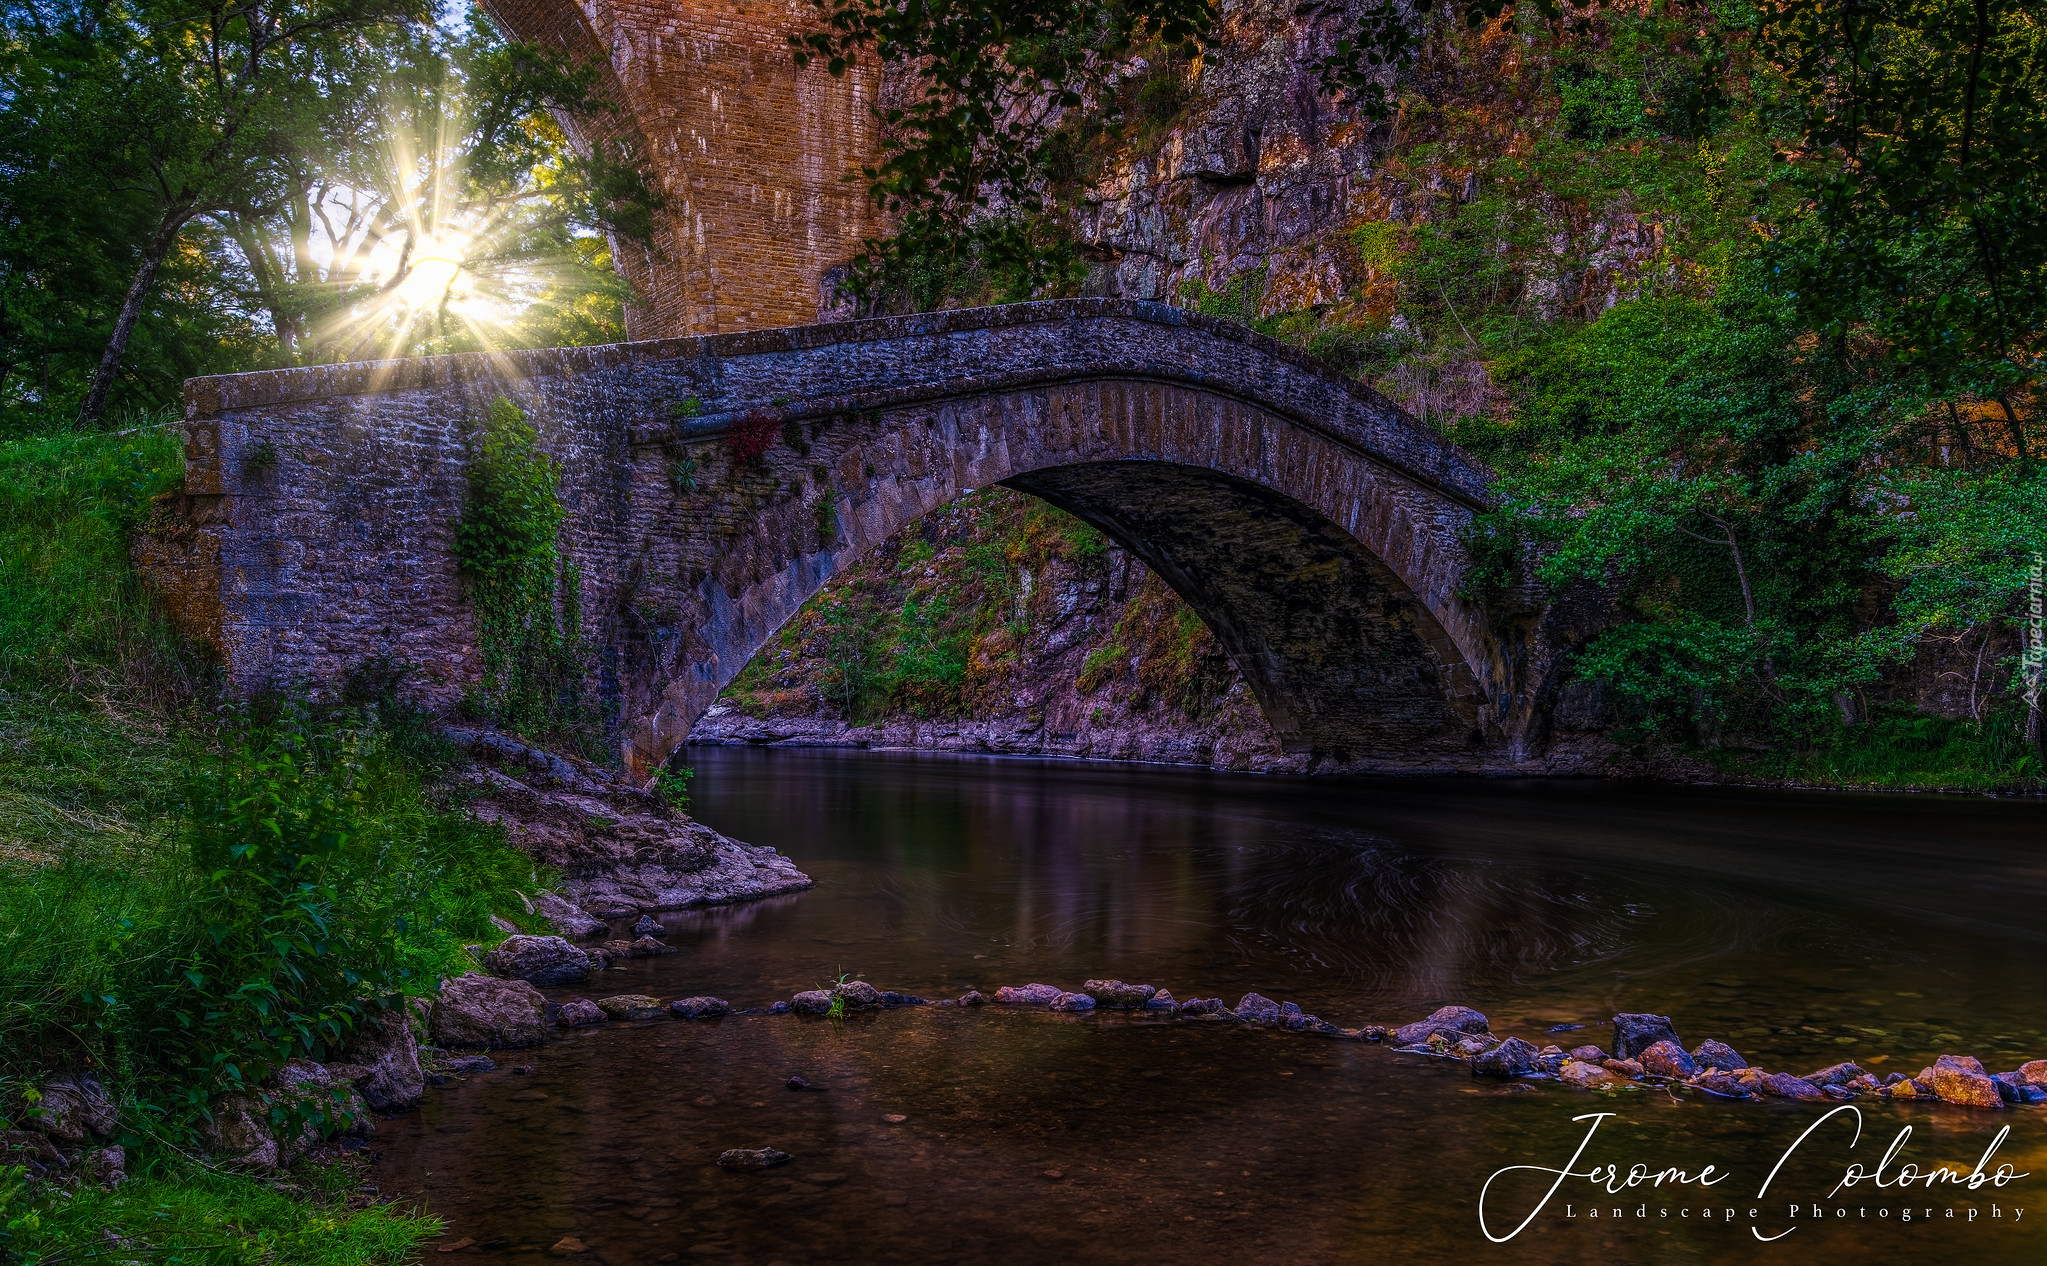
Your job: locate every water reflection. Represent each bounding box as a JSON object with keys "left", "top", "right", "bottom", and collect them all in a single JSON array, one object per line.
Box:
[{"left": 377, "top": 749, "right": 2047, "bottom": 1263}]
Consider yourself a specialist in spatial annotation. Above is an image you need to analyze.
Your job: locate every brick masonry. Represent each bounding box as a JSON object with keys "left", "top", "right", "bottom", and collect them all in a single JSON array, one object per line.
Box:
[
  {"left": 479, "top": 0, "right": 889, "bottom": 336},
  {"left": 138, "top": 300, "right": 1598, "bottom": 779}
]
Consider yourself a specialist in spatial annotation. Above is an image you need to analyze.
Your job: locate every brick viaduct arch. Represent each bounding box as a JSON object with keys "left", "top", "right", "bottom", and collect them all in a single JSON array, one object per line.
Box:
[{"left": 144, "top": 300, "right": 1578, "bottom": 779}]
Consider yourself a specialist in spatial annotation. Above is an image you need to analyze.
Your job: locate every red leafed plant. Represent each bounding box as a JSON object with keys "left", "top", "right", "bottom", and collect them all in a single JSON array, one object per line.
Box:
[{"left": 727, "top": 409, "right": 779, "bottom": 466}]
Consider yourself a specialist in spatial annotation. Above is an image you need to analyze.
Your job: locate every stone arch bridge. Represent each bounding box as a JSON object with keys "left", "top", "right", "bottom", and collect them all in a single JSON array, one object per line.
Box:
[{"left": 142, "top": 299, "right": 1595, "bottom": 779}]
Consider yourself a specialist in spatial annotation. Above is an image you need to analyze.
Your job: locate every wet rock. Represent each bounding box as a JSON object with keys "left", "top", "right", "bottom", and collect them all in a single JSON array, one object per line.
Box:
[
  {"left": 551, "top": 1237, "right": 591, "bottom": 1255},
  {"left": 1611, "top": 1013, "right": 1681, "bottom": 1061},
  {"left": 958, "top": 990, "right": 987, "bottom": 1006},
  {"left": 716, "top": 1147, "right": 792, "bottom": 1170},
  {"left": 430, "top": 974, "right": 549, "bottom": 1049},
  {"left": 27, "top": 1072, "right": 118, "bottom": 1144},
  {"left": 82, "top": 1145, "right": 125, "bottom": 1188},
  {"left": 993, "top": 983, "right": 1063, "bottom": 1007},
  {"left": 1822, "top": 1084, "right": 1858, "bottom": 1101},
  {"left": 1050, "top": 992, "right": 1097, "bottom": 1012},
  {"left": 1601, "top": 1058, "right": 1645, "bottom": 1079},
  {"left": 786, "top": 1076, "right": 817, "bottom": 1091},
  {"left": 339, "top": 1006, "right": 426, "bottom": 1112},
  {"left": 2018, "top": 1059, "right": 2047, "bottom": 1086},
  {"left": 767, "top": 1001, "right": 792, "bottom": 1015},
  {"left": 1393, "top": 1006, "right": 1490, "bottom": 1046},
  {"left": 1473, "top": 1037, "right": 1539, "bottom": 1077},
  {"left": 444, "top": 1056, "right": 497, "bottom": 1074},
  {"left": 1847, "top": 1074, "right": 1881, "bottom": 1092},
  {"left": 484, "top": 935, "right": 591, "bottom": 986},
  {"left": 1637, "top": 1040, "right": 1699, "bottom": 1079},
  {"left": 1691, "top": 1071, "right": 1751, "bottom": 1098},
  {"left": 1559, "top": 1062, "right": 1619, "bottom": 1089},
  {"left": 630, "top": 936, "right": 677, "bottom": 957},
  {"left": 880, "top": 991, "right": 928, "bottom": 1006},
  {"left": 1754, "top": 1072, "right": 1827, "bottom": 1101},
  {"left": 1802, "top": 1062, "right": 1866, "bottom": 1087},
  {"left": 1568, "top": 1045, "right": 1609, "bottom": 1063},
  {"left": 533, "top": 891, "right": 608, "bottom": 938},
  {"left": 632, "top": 915, "right": 664, "bottom": 938},
  {"left": 1234, "top": 993, "right": 1283, "bottom": 1025},
  {"left": 1359, "top": 1025, "right": 1387, "bottom": 1042},
  {"left": 669, "top": 996, "right": 731, "bottom": 1019},
  {"left": 596, "top": 994, "right": 664, "bottom": 1021},
  {"left": 1083, "top": 980, "right": 1157, "bottom": 1009},
  {"left": 601, "top": 939, "right": 636, "bottom": 959},
  {"left": 1179, "top": 997, "right": 1223, "bottom": 1016},
  {"left": 838, "top": 981, "right": 882, "bottom": 1008},
  {"left": 1450, "top": 1036, "right": 1494, "bottom": 1057},
  {"left": 1145, "top": 989, "right": 1177, "bottom": 1011},
  {"left": 584, "top": 948, "right": 615, "bottom": 971},
  {"left": 1279, "top": 1002, "right": 1308, "bottom": 1029},
  {"left": 1930, "top": 1054, "right": 2003, "bottom": 1109},
  {"left": 556, "top": 997, "right": 607, "bottom": 1027},
  {"left": 791, "top": 990, "right": 834, "bottom": 1015},
  {"left": 1690, "top": 1039, "right": 1748, "bottom": 1072}
]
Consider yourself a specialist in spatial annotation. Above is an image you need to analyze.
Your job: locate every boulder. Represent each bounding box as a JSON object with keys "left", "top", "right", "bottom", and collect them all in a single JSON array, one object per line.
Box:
[
  {"left": 484, "top": 935, "right": 590, "bottom": 986},
  {"left": 669, "top": 996, "right": 731, "bottom": 1019},
  {"left": 838, "top": 981, "right": 882, "bottom": 1008},
  {"left": 993, "top": 983, "right": 1063, "bottom": 1007},
  {"left": 1612, "top": 1013, "right": 1681, "bottom": 1061},
  {"left": 1394, "top": 1006, "right": 1490, "bottom": 1047},
  {"left": 1280, "top": 1002, "right": 1309, "bottom": 1029},
  {"left": 1802, "top": 1062, "right": 1866, "bottom": 1087},
  {"left": 556, "top": 997, "right": 607, "bottom": 1027},
  {"left": 533, "top": 891, "right": 608, "bottom": 938},
  {"left": 1144, "top": 990, "right": 1177, "bottom": 1011},
  {"left": 1234, "top": 993, "right": 1283, "bottom": 1025},
  {"left": 1691, "top": 1039, "right": 1748, "bottom": 1071},
  {"left": 791, "top": 990, "right": 835, "bottom": 1015},
  {"left": 1179, "top": 997, "right": 1223, "bottom": 1016},
  {"left": 1050, "top": 992, "right": 1097, "bottom": 1012},
  {"left": 1637, "top": 1040, "right": 1700, "bottom": 1079},
  {"left": 716, "top": 1147, "right": 792, "bottom": 1170},
  {"left": 1473, "top": 1037, "right": 1539, "bottom": 1077},
  {"left": 1083, "top": 980, "right": 1157, "bottom": 1009},
  {"left": 596, "top": 994, "right": 664, "bottom": 1021},
  {"left": 1559, "top": 1061, "right": 1618, "bottom": 1089},
  {"left": 28, "top": 1072, "right": 118, "bottom": 1144},
  {"left": 1754, "top": 1072, "right": 1827, "bottom": 1101},
  {"left": 202, "top": 1092, "right": 281, "bottom": 1169},
  {"left": 2018, "top": 1059, "right": 2047, "bottom": 1087},
  {"left": 430, "top": 973, "right": 550, "bottom": 1049},
  {"left": 1929, "top": 1054, "right": 2003, "bottom": 1109},
  {"left": 632, "top": 915, "right": 664, "bottom": 938},
  {"left": 340, "top": 1006, "right": 426, "bottom": 1112},
  {"left": 1568, "top": 1045, "right": 1609, "bottom": 1063}
]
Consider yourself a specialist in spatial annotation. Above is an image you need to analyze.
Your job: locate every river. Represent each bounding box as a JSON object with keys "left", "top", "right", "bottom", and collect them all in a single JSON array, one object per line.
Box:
[{"left": 378, "top": 748, "right": 2047, "bottom": 1263}]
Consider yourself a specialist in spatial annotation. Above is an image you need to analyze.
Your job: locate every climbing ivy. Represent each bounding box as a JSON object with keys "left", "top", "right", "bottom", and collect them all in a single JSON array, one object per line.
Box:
[{"left": 452, "top": 397, "right": 598, "bottom": 749}]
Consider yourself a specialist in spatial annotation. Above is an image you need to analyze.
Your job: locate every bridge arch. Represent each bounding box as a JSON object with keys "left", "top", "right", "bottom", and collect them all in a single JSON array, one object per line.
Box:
[{"left": 149, "top": 300, "right": 1566, "bottom": 779}]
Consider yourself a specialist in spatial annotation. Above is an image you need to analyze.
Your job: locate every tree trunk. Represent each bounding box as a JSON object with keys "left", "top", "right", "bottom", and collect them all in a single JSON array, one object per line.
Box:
[{"left": 75, "top": 208, "right": 194, "bottom": 430}]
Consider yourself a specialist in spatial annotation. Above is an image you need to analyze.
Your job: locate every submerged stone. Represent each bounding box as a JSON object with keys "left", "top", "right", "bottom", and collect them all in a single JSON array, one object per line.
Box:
[
  {"left": 1393, "top": 1006, "right": 1490, "bottom": 1046},
  {"left": 556, "top": 997, "right": 607, "bottom": 1027},
  {"left": 668, "top": 996, "right": 731, "bottom": 1019},
  {"left": 1083, "top": 979, "right": 1158, "bottom": 1009}
]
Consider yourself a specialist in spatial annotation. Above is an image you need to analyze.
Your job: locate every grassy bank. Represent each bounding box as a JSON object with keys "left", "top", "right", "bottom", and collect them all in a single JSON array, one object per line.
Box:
[{"left": 0, "top": 426, "right": 549, "bottom": 1263}]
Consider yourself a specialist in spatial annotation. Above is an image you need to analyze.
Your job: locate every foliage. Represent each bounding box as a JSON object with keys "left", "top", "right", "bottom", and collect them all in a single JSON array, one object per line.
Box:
[
  {"left": 655, "top": 766, "right": 694, "bottom": 810},
  {"left": 452, "top": 397, "right": 597, "bottom": 751}
]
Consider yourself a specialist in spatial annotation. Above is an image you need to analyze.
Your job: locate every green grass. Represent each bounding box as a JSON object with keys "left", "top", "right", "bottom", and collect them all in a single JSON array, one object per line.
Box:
[
  {"left": 1706, "top": 709, "right": 2041, "bottom": 791},
  {"left": 0, "top": 425, "right": 545, "bottom": 1263}
]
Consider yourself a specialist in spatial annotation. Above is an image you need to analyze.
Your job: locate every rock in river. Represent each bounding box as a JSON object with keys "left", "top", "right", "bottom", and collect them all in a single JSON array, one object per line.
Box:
[
  {"left": 669, "top": 996, "right": 731, "bottom": 1019},
  {"left": 1611, "top": 1013, "right": 1681, "bottom": 1061},
  {"left": 1637, "top": 1040, "right": 1699, "bottom": 1079},
  {"left": 485, "top": 935, "right": 591, "bottom": 986},
  {"left": 791, "top": 990, "right": 834, "bottom": 1015},
  {"left": 534, "top": 892, "right": 608, "bottom": 938},
  {"left": 1801, "top": 1061, "right": 1866, "bottom": 1087},
  {"left": 596, "top": 994, "right": 664, "bottom": 1021},
  {"left": 1560, "top": 1061, "right": 1619, "bottom": 1089},
  {"left": 339, "top": 1006, "right": 426, "bottom": 1111},
  {"left": 1472, "top": 1037, "right": 1539, "bottom": 1077},
  {"left": 1050, "top": 992, "right": 1097, "bottom": 1012},
  {"left": 993, "top": 983, "right": 1063, "bottom": 1007},
  {"left": 556, "top": 997, "right": 607, "bottom": 1027},
  {"left": 1690, "top": 1039, "right": 1747, "bottom": 1072},
  {"left": 838, "top": 981, "right": 882, "bottom": 1009},
  {"left": 717, "top": 1147, "right": 792, "bottom": 1170},
  {"left": 1083, "top": 980, "right": 1158, "bottom": 1009},
  {"left": 431, "top": 973, "right": 549, "bottom": 1049},
  {"left": 1393, "top": 1006, "right": 1490, "bottom": 1046},
  {"left": 632, "top": 915, "right": 664, "bottom": 937},
  {"left": 1929, "top": 1055, "right": 2003, "bottom": 1110},
  {"left": 1234, "top": 993, "right": 1283, "bottom": 1025}
]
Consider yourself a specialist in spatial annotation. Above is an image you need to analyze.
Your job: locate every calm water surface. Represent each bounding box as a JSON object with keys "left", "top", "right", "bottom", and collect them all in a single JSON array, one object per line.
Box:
[{"left": 378, "top": 749, "right": 2047, "bottom": 1264}]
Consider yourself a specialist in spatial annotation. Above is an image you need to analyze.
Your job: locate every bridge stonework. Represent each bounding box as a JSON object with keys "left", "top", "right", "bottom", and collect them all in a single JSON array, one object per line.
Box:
[{"left": 139, "top": 301, "right": 1596, "bottom": 778}]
